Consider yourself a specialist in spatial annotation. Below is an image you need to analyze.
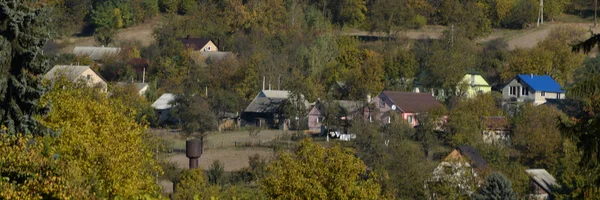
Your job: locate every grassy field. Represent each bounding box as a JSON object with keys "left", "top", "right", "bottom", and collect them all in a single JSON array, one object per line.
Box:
[
  {"left": 166, "top": 147, "right": 275, "bottom": 171},
  {"left": 151, "top": 128, "right": 289, "bottom": 150}
]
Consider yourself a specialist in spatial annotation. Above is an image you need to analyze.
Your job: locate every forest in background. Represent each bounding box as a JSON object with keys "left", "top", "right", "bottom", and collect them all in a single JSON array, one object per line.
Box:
[{"left": 4, "top": 0, "right": 600, "bottom": 199}]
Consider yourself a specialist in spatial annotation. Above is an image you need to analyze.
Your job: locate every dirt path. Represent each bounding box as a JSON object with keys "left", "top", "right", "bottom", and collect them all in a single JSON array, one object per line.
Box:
[
  {"left": 347, "top": 22, "right": 600, "bottom": 50},
  {"left": 56, "top": 18, "right": 161, "bottom": 53}
]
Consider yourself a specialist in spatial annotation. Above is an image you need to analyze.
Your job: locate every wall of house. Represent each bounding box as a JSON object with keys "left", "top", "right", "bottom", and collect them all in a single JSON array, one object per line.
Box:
[
  {"left": 402, "top": 113, "right": 418, "bottom": 127},
  {"left": 80, "top": 68, "right": 107, "bottom": 92},
  {"left": 502, "top": 79, "right": 535, "bottom": 102},
  {"left": 202, "top": 41, "right": 218, "bottom": 52},
  {"left": 466, "top": 85, "right": 491, "bottom": 98},
  {"left": 307, "top": 106, "right": 322, "bottom": 130},
  {"left": 532, "top": 91, "right": 564, "bottom": 105},
  {"left": 482, "top": 130, "right": 509, "bottom": 144},
  {"left": 372, "top": 93, "right": 396, "bottom": 124}
]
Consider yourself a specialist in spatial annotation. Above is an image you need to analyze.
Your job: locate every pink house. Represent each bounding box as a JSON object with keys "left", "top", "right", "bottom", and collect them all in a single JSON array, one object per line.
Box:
[
  {"left": 307, "top": 100, "right": 363, "bottom": 131},
  {"left": 370, "top": 91, "right": 443, "bottom": 127}
]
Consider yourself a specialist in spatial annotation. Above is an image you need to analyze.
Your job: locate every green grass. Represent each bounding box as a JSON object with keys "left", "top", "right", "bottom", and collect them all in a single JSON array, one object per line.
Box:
[{"left": 554, "top": 13, "right": 596, "bottom": 23}]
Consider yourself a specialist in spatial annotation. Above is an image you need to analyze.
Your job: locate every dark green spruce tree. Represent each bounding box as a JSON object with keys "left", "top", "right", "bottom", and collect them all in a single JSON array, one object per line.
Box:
[
  {"left": 473, "top": 172, "right": 517, "bottom": 200},
  {"left": 0, "top": 1, "right": 51, "bottom": 135}
]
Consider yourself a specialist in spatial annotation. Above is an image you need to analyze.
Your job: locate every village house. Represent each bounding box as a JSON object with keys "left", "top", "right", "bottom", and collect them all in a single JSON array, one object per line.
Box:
[
  {"left": 502, "top": 74, "right": 565, "bottom": 105},
  {"left": 526, "top": 169, "right": 558, "bottom": 200},
  {"left": 177, "top": 35, "right": 218, "bottom": 52},
  {"left": 44, "top": 65, "right": 107, "bottom": 92},
  {"left": 151, "top": 93, "right": 176, "bottom": 124},
  {"left": 73, "top": 46, "right": 121, "bottom": 61},
  {"left": 241, "top": 90, "right": 309, "bottom": 129},
  {"left": 481, "top": 116, "right": 510, "bottom": 144},
  {"left": 307, "top": 99, "right": 363, "bottom": 132},
  {"left": 177, "top": 35, "right": 237, "bottom": 65},
  {"left": 456, "top": 73, "right": 492, "bottom": 98},
  {"left": 413, "top": 73, "right": 492, "bottom": 100},
  {"left": 370, "top": 91, "right": 443, "bottom": 127},
  {"left": 115, "top": 82, "right": 149, "bottom": 96},
  {"left": 429, "top": 146, "right": 490, "bottom": 197}
]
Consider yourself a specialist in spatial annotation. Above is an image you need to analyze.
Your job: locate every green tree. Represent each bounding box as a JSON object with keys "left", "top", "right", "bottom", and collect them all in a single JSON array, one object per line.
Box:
[
  {"left": 439, "top": 0, "right": 492, "bottom": 39},
  {"left": 330, "top": 0, "right": 367, "bottom": 27},
  {"left": 0, "top": 1, "right": 51, "bottom": 135},
  {"left": 553, "top": 139, "right": 589, "bottom": 199},
  {"left": 447, "top": 94, "right": 503, "bottom": 146},
  {"left": 512, "top": 104, "right": 564, "bottom": 172},
  {"left": 110, "top": 83, "right": 157, "bottom": 126},
  {"left": 503, "top": 25, "right": 586, "bottom": 85},
  {"left": 383, "top": 48, "right": 418, "bottom": 91},
  {"left": 473, "top": 172, "right": 517, "bottom": 200},
  {"left": 261, "top": 139, "right": 382, "bottom": 199},
  {"left": 172, "top": 93, "right": 217, "bottom": 138}
]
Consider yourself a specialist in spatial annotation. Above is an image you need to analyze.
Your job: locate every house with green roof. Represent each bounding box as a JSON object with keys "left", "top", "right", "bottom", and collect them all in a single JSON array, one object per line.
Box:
[
  {"left": 413, "top": 73, "right": 491, "bottom": 100},
  {"left": 502, "top": 74, "right": 565, "bottom": 105},
  {"left": 457, "top": 73, "right": 492, "bottom": 98}
]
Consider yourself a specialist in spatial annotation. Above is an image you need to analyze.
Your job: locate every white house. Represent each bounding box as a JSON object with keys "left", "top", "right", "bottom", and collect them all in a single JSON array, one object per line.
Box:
[
  {"left": 151, "top": 93, "right": 175, "bottom": 124},
  {"left": 502, "top": 74, "right": 565, "bottom": 105}
]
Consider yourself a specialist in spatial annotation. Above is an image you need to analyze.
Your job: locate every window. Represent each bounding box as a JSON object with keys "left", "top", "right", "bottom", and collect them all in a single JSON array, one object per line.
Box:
[
  {"left": 509, "top": 86, "right": 517, "bottom": 96},
  {"left": 380, "top": 98, "right": 385, "bottom": 108},
  {"left": 541, "top": 92, "right": 546, "bottom": 96},
  {"left": 521, "top": 87, "right": 529, "bottom": 96},
  {"left": 557, "top": 93, "right": 561, "bottom": 99},
  {"left": 317, "top": 117, "right": 324, "bottom": 123},
  {"left": 407, "top": 115, "right": 414, "bottom": 123},
  {"left": 206, "top": 46, "right": 211, "bottom": 51},
  {"left": 86, "top": 74, "right": 91, "bottom": 81}
]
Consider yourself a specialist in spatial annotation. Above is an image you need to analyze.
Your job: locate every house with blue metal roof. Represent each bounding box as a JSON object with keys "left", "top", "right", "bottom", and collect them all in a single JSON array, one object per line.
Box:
[{"left": 502, "top": 74, "right": 565, "bottom": 105}]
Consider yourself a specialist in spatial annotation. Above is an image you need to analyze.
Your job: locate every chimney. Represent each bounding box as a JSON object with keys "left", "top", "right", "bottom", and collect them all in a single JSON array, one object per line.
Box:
[
  {"left": 471, "top": 74, "right": 475, "bottom": 86},
  {"left": 530, "top": 73, "right": 533, "bottom": 78},
  {"left": 186, "top": 34, "right": 191, "bottom": 39},
  {"left": 367, "top": 94, "right": 372, "bottom": 103},
  {"left": 262, "top": 76, "right": 265, "bottom": 90}
]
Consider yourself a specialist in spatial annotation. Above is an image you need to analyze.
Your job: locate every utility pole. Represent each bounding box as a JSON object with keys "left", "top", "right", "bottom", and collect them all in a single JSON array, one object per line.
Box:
[
  {"left": 450, "top": 24, "right": 454, "bottom": 48},
  {"left": 537, "top": 0, "right": 544, "bottom": 27}
]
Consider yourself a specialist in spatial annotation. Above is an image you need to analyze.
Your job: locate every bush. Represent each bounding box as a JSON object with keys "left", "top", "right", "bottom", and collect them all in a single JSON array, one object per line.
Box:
[
  {"left": 502, "top": 0, "right": 537, "bottom": 29},
  {"left": 412, "top": 15, "right": 427, "bottom": 29},
  {"left": 207, "top": 160, "right": 225, "bottom": 185}
]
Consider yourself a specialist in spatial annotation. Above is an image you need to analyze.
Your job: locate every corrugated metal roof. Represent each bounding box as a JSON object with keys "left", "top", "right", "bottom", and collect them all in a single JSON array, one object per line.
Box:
[
  {"left": 258, "top": 90, "right": 290, "bottom": 98},
  {"left": 244, "top": 97, "right": 286, "bottom": 113},
  {"left": 44, "top": 65, "right": 91, "bottom": 81},
  {"left": 526, "top": 169, "right": 558, "bottom": 194},
  {"left": 73, "top": 46, "right": 121, "bottom": 60},
  {"left": 151, "top": 93, "right": 175, "bottom": 110},
  {"left": 517, "top": 74, "right": 565, "bottom": 93}
]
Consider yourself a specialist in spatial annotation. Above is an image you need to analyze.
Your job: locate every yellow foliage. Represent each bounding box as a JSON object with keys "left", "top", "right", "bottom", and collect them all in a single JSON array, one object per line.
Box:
[
  {"left": 37, "top": 79, "right": 163, "bottom": 199},
  {"left": 261, "top": 139, "right": 382, "bottom": 199},
  {"left": 0, "top": 134, "right": 87, "bottom": 199}
]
